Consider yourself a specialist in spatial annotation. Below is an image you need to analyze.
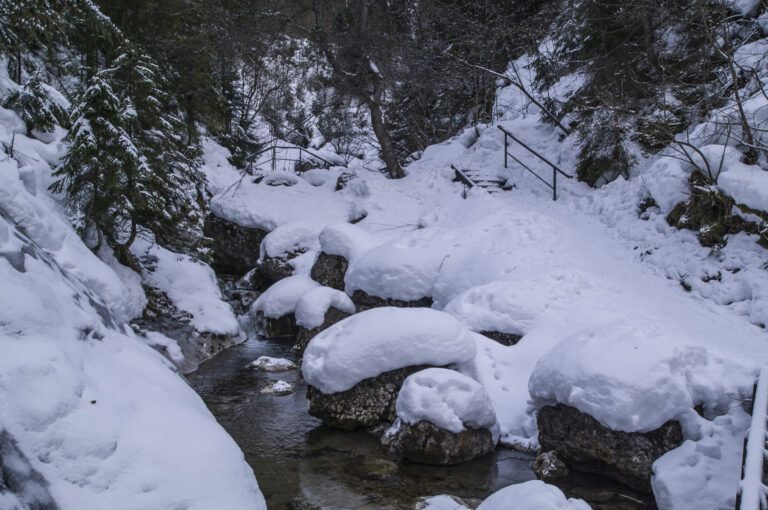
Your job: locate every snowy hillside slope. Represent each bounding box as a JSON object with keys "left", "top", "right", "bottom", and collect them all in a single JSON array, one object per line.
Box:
[
  {"left": 0, "top": 91, "right": 266, "bottom": 509},
  {"left": 204, "top": 56, "right": 768, "bottom": 509}
]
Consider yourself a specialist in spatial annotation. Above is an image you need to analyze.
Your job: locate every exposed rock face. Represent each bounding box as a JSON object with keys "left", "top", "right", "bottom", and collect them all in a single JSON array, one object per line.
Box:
[
  {"left": 335, "top": 171, "right": 358, "bottom": 191},
  {"left": 351, "top": 290, "right": 433, "bottom": 312},
  {"left": 537, "top": 404, "right": 683, "bottom": 492},
  {"left": 533, "top": 451, "right": 569, "bottom": 481},
  {"left": 203, "top": 213, "right": 267, "bottom": 275},
  {"left": 0, "top": 430, "right": 58, "bottom": 510},
  {"left": 254, "top": 311, "right": 298, "bottom": 339},
  {"left": 310, "top": 252, "right": 348, "bottom": 291},
  {"left": 306, "top": 365, "right": 431, "bottom": 430},
  {"left": 259, "top": 250, "right": 304, "bottom": 282},
  {"left": 132, "top": 286, "right": 241, "bottom": 373},
  {"left": 382, "top": 420, "right": 495, "bottom": 465},
  {"left": 480, "top": 330, "right": 522, "bottom": 346},
  {"left": 294, "top": 307, "right": 353, "bottom": 354}
]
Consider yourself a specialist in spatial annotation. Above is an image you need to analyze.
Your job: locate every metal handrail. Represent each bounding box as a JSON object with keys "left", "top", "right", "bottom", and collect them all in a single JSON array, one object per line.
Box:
[
  {"left": 245, "top": 141, "right": 342, "bottom": 172},
  {"left": 736, "top": 367, "right": 768, "bottom": 510},
  {"left": 497, "top": 125, "right": 572, "bottom": 201}
]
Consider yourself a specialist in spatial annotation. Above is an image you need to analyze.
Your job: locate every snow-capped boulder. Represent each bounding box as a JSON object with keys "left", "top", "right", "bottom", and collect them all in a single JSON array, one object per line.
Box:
[
  {"left": 528, "top": 323, "right": 701, "bottom": 491},
  {"left": 203, "top": 213, "right": 267, "bottom": 275},
  {"left": 302, "top": 308, "right": 476, "bottom": 429},
  {"left": 294, "top": 287, "right": 356, "bottom": 353},
  {"left": 250, "top": 356, "right": 297, "bottom": 372},
  {"left": 310, "top": 223, "right": 379, "bottom": 290},
  {"left": 258, "top": 221, "right": 322, "bottom": 282},
  {"left": 382, "top": 368, "right": 498, "bottom": 465},
  {"left": 536, "top": 404, "right": 682, "bottom": 493},
  {"left": 477, "top": 481, "right": 591, "bottom": 510},
  {"left": 345, "top": 227, "right": 453, "bottom": 310},
  {"left": 251, "top": 275, "right": 319, "bottom": 338}
]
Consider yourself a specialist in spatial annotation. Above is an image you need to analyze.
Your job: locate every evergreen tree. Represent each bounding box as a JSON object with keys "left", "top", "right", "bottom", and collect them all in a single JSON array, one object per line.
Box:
[{"left": 3, "top": 75, "right": 69, "bottom": 134}]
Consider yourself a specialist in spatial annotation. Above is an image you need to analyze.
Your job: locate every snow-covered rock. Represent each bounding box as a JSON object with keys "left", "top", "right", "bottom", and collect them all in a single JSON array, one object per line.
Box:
[
  {"left": 318, "top": 222, "right": 380, "bottom": 262},
  {"left": 294, "top": 286, "right": 356, "bottom": 330},
  {"left": 260, "top": 380, "right": 295, "bottom": 396},
  {"left": 302, "top": 307, "right": 477, "bottom": 394},
  {"left": 252, "top": 275, "right": 320, "bottom": 320},
  {"left": 477, "top": 481, "right": 591, "bottom": 510},
  {"left": 394, "top": 368, "right": 498, "bottom": 435},
  {"left": 250, "top": 356, "right": 297, "bottom": 372},
  {"left": 415, "top": 495, "right": 471, "bottom": 510}
]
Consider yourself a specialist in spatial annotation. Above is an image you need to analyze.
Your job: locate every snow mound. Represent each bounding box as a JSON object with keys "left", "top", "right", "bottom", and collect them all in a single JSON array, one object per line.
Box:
[
  {"left": 528, "top": 321, "right": 743, "bottom": 433},
  {"left": 477, "top": 481, "right": 591, "bottom": 510},
  {"left": 345, "top": 227, "right": 455, "bottom": 301},
  {"left": 132, "top": 238, "right": 240, "bottom": 336},
  {"left": 395, "top": 368, "right": 498, "bottom": 435},
  {"left": 318, "top": 222, "right": 380, "bottom": 262},
  {"left": 295, "top": 286, "right": 356, "bottom": 329},
  {"left": 250, "top": 356, "right": 297, "bottom": 372},
  {"left": 209, "top": 171, "right": 351, "bottom": 232},
  {"left": 252, "top": 275, "right": 319, "bottom": 319},
  {"left": 259, "top": 221, "right": 322, "bottom": 259},
  {"left": 302, "top": 307, "right": 477, "bottom": 394},
  {"left": 719, "top": 165, "right": 768, "bottom": 213}
]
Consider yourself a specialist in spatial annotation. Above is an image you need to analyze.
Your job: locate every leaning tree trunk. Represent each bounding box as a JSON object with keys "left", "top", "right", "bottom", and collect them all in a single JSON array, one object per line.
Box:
[{"left": 368, "top": 97, "right": 404, "bottom": 179}]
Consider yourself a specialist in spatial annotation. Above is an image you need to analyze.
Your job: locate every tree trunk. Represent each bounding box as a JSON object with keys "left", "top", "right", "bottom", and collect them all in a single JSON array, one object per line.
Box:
[{"left": 368, "top": 97, "right": 404, "bottom": 178}]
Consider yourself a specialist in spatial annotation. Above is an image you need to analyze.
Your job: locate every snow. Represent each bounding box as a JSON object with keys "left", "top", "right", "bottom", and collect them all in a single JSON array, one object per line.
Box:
[
  {"left": 528, "top": 321, "right": 745, "bottom": 433},
  {"left": 318, "top": 222, "right": 381, "bottom": 262},
  {"left": 250, "top": 356, "right": 297, "bottom": 372},
  {"left": 477, "top": 481, "right": 591, "bottom": 510},
  {"left": 260, "top": 380, "right": 295, "bottom": 395},
  {"left": 417, "top": 495, "right": 470, "bottom": 510},
  {"left": 302, "top": 308, "right": 477, "bottom": 394},
  {"left": 251, "top": 274, "right": 319, "bottom": 318},
  {"left": 294, "top": 286, "right": 356, "bottom": 329},
  {"left": 259, "top": 220, "right": 322, "bottom": 259},
  {"left": 719, "top": 165, "right": 768, "bottom": 213},
  {"left": 0, "top": 215, "right": 266, "bottom": 510},
  {"left": 131, "top": 237, "right": 240, "bottom": 336},
  {"left": 732, "top": 367, "right": 768, "bottom": 510},
  {"left": 394, "top": 368, "right": 498, "bottom": 436}
]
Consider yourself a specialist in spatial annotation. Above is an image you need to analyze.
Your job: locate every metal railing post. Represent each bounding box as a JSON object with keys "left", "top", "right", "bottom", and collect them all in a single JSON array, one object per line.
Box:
[
  {"left": 272, "top": 145, "right": 276, "bottom": 172},
  {"left": 553, "top": 167, "right": 557, "bottom": 201},
  {"left": 503, "top": 133, "right": 508, "bottom": 169}
]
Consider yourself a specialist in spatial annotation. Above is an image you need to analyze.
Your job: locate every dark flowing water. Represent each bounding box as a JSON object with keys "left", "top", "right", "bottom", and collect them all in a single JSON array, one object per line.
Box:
[{"left": 187, "top": 337, "right": 537, "bottom": 509}]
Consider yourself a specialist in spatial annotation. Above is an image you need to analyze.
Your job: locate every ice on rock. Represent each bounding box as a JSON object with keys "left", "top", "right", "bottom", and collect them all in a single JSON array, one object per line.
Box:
[
  {"left": 477, "top": 480, "right": 591, "bottom": 510},
  {"left": 318, "top": 222, "right": 380, "bottom": 262},
  {"left": 250, "top": 356, "right": 298, "bottom": 372},
  {"left": 295, "top": 286, "right": 356, "bottom": 329},
  {"left": 395, "top": 368, "right": 498, "bottom": 437},
  {"left": 302, "top": 307, "right": 477, "bottom": 394},
  {"left": 252, "top": 275, "right": 319, "bottom": 319},
  {"left": 528, "top": 321, "right": 743, "bottom": 433}
]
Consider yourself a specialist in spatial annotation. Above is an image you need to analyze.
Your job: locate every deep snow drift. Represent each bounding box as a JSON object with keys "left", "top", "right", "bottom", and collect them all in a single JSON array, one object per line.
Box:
[{"left": 0, "top": 79, "right": 266, "bottom": 508}]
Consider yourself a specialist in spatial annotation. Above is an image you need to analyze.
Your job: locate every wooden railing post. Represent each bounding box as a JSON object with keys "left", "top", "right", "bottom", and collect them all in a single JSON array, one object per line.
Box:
[{"left": 503, "top": 132, "right": 508, "bottom": 169}]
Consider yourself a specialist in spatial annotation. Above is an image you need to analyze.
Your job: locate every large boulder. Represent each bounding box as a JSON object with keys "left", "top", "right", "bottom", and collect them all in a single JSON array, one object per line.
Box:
[
  {"left": 294, "top": 287, "right": 355, "bottom": 353},
  {"left": 302, "top": 308, "right": 477, "bottom": 430},
  {"left": 382, "top": 420, "right": 494, "bottom": 465},
  {"left": 306, "top": 365, "right": 431, "bottom": 430},
  {"left": 204, "top": 213, "right": 267, "bottom": 275},
  {"left": 251, "top": 276, "right": 319, "bottom": 339},
  {"left": 381, "top": 368, "right": 498, "bottom": 465},
  {"left": 537, "top": 404, "right": 683, "bottom": 492},
  {"left": 310, "top": 252, "right": 348, "bottom": 290},
  {"left": 258, "top": 250, "right": 304, "bottom": 282}
]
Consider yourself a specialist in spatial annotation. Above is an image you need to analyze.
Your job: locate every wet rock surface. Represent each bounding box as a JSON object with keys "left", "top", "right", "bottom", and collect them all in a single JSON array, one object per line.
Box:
[
  {"left": 294, "top": 307, "right": 353, "bottom": 354},
  {"left": 132, "top": 286, "right": 240, "bottom": 373},
  {"left": 537, "top": 404, "right": 683, "bottom": 493},
  {"left": 254, "top": 311, "right": 298, "bottom": 339},
  {"left": 204, "top": 213, "right": 267, "bottom": 275},
  {"left": 382, "top": 420, "right": 495, "bottom": 466},
  {"left": 306, "top": 365, "right": 433, "bottom": 430},
  {"left": 351, "top": 290, "right": 433, "bottom": 312},
  {"left": 533, "top": 450, "right": 569, "bottom": 481},
  {"left": 310, "top": 252, "right": 348, "bottom": 291}
]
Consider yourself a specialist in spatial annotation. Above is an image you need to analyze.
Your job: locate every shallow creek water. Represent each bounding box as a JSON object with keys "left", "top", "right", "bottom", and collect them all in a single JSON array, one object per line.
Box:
[{"left": 187, "top": 336, "right": 538, "bottom": 509}]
